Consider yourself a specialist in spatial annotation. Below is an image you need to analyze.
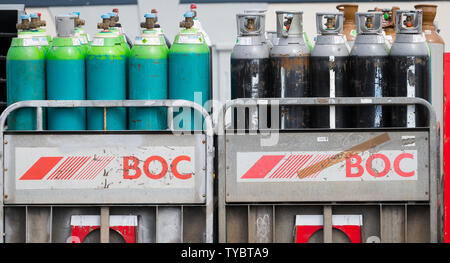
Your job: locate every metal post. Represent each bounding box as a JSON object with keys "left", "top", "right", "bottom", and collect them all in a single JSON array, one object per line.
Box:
[
  {"left": 323, "top": 206, "right": 332, "bottom": 243},
  {"left": 100, "top": 207, "right": 109, "bottom": 243},
  {"left": 36, "top": 107, "right": 43, "bottom": 131}
]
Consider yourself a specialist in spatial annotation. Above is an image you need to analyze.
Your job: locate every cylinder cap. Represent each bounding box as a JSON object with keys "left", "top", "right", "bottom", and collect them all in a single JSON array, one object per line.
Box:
[
  {"left": 151, "top": 9, "right": 157, "bottom": 13},
  {"left": 20, "top": 14, "right": 29, "bottom": 19},
  {"left": 113, "top": 8, "right": 119, "bottom": 13},
  {"left": 30, "top": 13, "right": 39, "bottom": 18},
  {"left": 184, "top": 11, "right": 195, "bottom": 18},
  {"left": 190, "top": 4, "right": 197, "bottom": 9},
  {"left": 101, "top": 14, "right": 110, "bottom": 19}
]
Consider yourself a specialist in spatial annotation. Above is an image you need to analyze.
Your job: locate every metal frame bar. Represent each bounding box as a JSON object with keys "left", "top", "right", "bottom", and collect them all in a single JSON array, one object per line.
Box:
[
  {"left": 218, "top": 97, "right": 439, "bottom": 243},
  {"left": 0, "top": 99, "right": 214, "bottom": 243}
]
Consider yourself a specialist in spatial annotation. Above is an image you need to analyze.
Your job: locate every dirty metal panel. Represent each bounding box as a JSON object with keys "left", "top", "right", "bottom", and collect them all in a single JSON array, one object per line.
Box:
[
  {"left": 4, "top": 133, "right": 206, "bottom": 204},
  {"left": 225, "top": 131, "right": 429, "bottom": 202}
]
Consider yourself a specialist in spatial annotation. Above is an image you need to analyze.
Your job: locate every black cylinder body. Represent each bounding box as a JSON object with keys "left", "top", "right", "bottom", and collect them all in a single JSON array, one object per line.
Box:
[
  {"left": 271, "top": 56, "right": 310, "bottom": 128},
  {"left": 311, "top": 56, "right": 349, "bottom": 128},
  {"left": 348, "top": 55, "right": 390, "bottom": 127},
  {"left": 389, "top": 55, "right": 430, "bottom": 127}
]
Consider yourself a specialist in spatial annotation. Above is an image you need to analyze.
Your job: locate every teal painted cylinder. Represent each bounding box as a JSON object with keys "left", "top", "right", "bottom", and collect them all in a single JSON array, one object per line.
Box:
[
  {"left": 86, "top": 32, "right": 127, "bottom": 130},
  {"left": 6, "top": 37, "right": 45, "bottom": 130},
  {"left": 169, "top": 22, "right": 210, "bottom": 130},
  {"left": 129, "top": 28, "right": 168, "bottom": 130},
  {"left": 46, "top": 37, "right": 86, "bottom": 130}
]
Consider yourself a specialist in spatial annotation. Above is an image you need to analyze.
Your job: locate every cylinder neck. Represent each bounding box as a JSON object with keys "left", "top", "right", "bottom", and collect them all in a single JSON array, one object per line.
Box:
[
  {"left": 16, "top": 18, "right": 30, "bottom": 30},
  {"left": 141, "top": 17, "right": 156, "bottom": 30}
]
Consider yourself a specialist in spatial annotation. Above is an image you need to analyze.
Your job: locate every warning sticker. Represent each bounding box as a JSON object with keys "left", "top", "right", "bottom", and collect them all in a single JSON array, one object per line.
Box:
[{"left": 134, "top": 36, "right": 162, "bottom": 46}]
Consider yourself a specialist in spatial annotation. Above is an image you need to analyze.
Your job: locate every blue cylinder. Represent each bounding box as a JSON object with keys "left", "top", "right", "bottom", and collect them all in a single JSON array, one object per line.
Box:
[
  {"left": 169, "top": 19, "right": 210, "bottom": 131},
  {"left": 46, "top": 37, "right": 86, "bottom": 130},
  {"left": 129, "top": 29, "right": 168, "bottom": 130},
  {"left": 86, "top": 32, "right": 127, "bottom": 130},
  {"left": 6, "top": 37, "right": 45, "bottom": 130}
]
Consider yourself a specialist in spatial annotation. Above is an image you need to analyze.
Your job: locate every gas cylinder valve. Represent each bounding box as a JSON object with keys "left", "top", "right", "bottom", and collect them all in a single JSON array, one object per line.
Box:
[
  {"left": 37, "top": 13, "right": 46, "bottom": 27},
  {"left": 29, "top": 14, "right": 40, "bottom": 30},
  {"left": 72, "top": 12, "right": 85, "bottom": 27},
  {"left": 16, "top": 14, "right": 30, "bottom": 30},
  {"left": 140, "top": 13, "right": 156, "bottom": 30},
  {"left": 403, "top": 14, "right": 414, "bottom": 28},
  {"left": 324, "top": 16, "right": 337, "bottom": 30},
  {"left": 108, "top": 12, "right": 120, "bottom": 27},
  {"left": 190, "top": 4, "right": 197, "bottom": 18},
  {"left": 283, "top": 14, "right": 293, "bottom": 31},
  {"left": 97, "top": 14, "right": 111, "bottom": 30},
  {"left": 151, "top": 9, "right": 159, "bottom": 23},
  {"left": 180, "top": 11, "right": 194, "bottom": 29},
  {"left": 365, "top": 16, "right": 373, "bottom": 29}
]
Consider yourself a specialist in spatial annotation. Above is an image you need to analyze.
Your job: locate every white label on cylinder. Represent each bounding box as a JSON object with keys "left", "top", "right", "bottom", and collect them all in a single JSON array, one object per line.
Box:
[
  {"left": 134, "top": 36, "right": 161, "bottom": 46},
  {"left": 39, "top": 37, "right": 48, "bottom": 46},
  {"left": 72, "top": 38, "right": 81, "bottom": 46},
  {"left": 237, "top": 36, "right": 252, "bottom": 46},
  {"left": 79, "top": 36, "right": 88, "bottom": 44},
  {"left": 178, "top": 34, "right": 203, "bottom": 44},
  {"left": 22, "top": 38, "right": 40, "bottom": 46},
  {"left": 91, "top": 38, "right": 104, "bottom": 46}
]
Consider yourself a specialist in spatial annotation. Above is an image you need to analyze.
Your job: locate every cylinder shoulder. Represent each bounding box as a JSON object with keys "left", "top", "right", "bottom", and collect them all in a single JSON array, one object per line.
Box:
[
  {"left": 270, "top": 43, "right": 310, "bottom": 57},
  {"left": 169, "top": 42, "right": 210, "bottom": 54},
  {"left": 130, "top": 45, "right": 168, "bottom": 59},
  {"left": 7, "top": 45, "right": 45, "bottom": 60},
  {"left": 390, "top": 40, "right": 430, "bottom": 57},
  {"left": 311, "top": 44, "right": 349, "bottom": 57},
  {"left": 87, "top": 45, "right": 126, "bottom": 58},
  {"left": 350, "top": 43, "right": 388, "bottom": 56},
  {"left": 231, "top": 44, "right": 270, "bottom": 59},
  {"left": 46, "top": 46, "right": 85, "bottom": 60}
]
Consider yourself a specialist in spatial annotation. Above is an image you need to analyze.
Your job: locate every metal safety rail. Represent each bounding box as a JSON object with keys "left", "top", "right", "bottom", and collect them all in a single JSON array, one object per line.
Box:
[
  {"left": 0, "top": 100, "right": 214, "bottom": 243},
  {"left": 218, "top": 97, "right": 441, "bottom": 243}
]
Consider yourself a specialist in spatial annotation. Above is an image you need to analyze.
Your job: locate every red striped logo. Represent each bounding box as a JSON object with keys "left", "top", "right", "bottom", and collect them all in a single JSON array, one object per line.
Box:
[
  {"left": 19, "top": 156, "right": 114, "bottom": 181},
  {"left": 240, "top": 154, "right": 334, "bottom": 180}
]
